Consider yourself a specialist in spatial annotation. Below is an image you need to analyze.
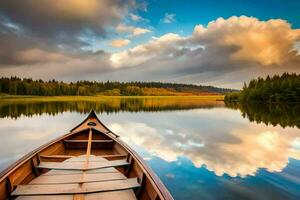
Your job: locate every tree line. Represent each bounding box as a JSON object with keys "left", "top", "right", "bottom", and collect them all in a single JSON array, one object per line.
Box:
[
  {"left": 225, "top": 73, "right": 300, "bottom": 102},
  {"left": 0, "top": 77, "right": 232, "bottom": 96}
]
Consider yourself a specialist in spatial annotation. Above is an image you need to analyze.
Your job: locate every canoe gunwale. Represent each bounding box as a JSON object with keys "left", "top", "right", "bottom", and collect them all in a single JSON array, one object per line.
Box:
[
  {"left": 70, "top": 110, "right": 119, "bottom": 138},
  {"left": 91, "top": 124, "right": 173, "bottom": 200},
  {"left": 0, "top": 126, "right": 95, "bottom": 182},
  {"left": 0, "top": 131, "right": 74, "bottom": 182}
]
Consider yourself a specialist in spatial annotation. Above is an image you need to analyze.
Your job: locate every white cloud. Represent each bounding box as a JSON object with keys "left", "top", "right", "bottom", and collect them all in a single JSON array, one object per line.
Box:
[
  {"left": 162, "top": 13, "right": 176, "bottom": 23},
  {"left": 110, "top": 33, "right": 186, "bottom": 68},
  {"left": 110, "top": 121, "right": 300, "bottom": 177},
  {"left": 110, "top": 16, "right": 300, "bottom": 87},
  {"left": 129, "top": 13, "right": 144, "bottom": 22},
  {"left": 192, "top": 16, "right": 300, "bottom": 66},
  {"left": 132, "top": 27, "right": 151, "bottom": 36},
  {"left": 110, "top": 39, "right": 130, "bottom": 48},
  {"left": 1, "top": 16, "right": 299, "bottom": 88},
  {"left": 130, "top": 13, "right": 142, "bottom": 21},
  {"left": 116, "top": 24, "right": 151, "bottom": 36},
  {"left": 129, "top": 13, "right": 149, "bottom": 23}
]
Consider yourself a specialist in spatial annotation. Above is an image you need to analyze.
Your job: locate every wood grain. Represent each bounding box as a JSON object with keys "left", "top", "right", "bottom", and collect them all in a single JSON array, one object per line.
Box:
[{"left": 12, "top": 178, "right": 140, "bottom": 196}]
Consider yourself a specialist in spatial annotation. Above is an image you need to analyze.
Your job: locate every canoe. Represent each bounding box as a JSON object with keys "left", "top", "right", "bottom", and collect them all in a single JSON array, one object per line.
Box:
[{"left": 0, "top": 111, "right": 173, "bottom": 200}]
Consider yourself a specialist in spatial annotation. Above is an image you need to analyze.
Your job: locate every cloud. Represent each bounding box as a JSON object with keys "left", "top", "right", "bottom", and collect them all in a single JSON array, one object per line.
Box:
[
  {"left": 110, "top": 16, "right": 300, "bottom": 87},
  {"left": 16, "top": 49, "right": 69, "bottom": 64},
  {"left": 0, "top": 51, "right": 113, "bottom": 81},
  {"left": 116, "top": 24, "right": 151, "bottom": 36},
  {"left": 110, "top": 39, "right": 131, "bottom": 48},
  {"left": 129, "top": 13, "right": 149, "bottom": 23},
  {"left": 0, "top": 0, "right": 135, "bottom": 40},
  {"left": 130, "top": 13, "right": 142, "bottom": 21},
  {"left": 132, "top": 27, "right": 151, "bottom": 36},
  {"left": 0, "top": 15, "right": 299, "bottom": 88},
  {"left": 110, "top": 118, "right": 300, "bottom": 177},
  {"left": 129, "top": 13, "right": 143, "bottom": 22},
  {"left": 0, "top": 0, "right": 138, "bottom": 66},
  {"left": 192, "top": 16, "right": 300, "bottom": 66},
  {"left": 162, "top": 13, "right": 176, "bottom": 24},
  {"left": 110, "top": 33, "right": 186, "bottom": 68},
  {"left": 0, "top": 0, "right": 138, "bottom": 79}
]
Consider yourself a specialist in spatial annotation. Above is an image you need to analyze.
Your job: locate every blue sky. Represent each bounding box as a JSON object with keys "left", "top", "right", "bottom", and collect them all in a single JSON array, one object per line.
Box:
[
  {"left": 139, "top": 0, "right": 300, "bottom": 33},
  {"left": 84, "top": 0, "right": 300, "bottom": 52},
  {"left": 0, "top": 0, "right": 299, "bottom": 88}
]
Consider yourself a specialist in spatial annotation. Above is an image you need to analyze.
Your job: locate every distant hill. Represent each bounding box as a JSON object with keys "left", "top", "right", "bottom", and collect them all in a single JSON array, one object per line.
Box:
[{"left": 0, "top": 77, "right": 235, "bottom": 96}]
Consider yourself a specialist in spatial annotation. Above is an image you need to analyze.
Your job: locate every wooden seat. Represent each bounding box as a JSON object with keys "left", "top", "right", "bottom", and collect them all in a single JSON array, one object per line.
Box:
[
  {"left": 64, "top": 140, "right": 113, "bottom": 143},
  {"left": 16, "top": 190, "right": 137, "bottom": 200},
  {"left": 12, "top": 178, "right": 140, "bottom": 196},
  {"left": 17, "top": 154, "right": 138, "bottom": 199},
  {"left": 37, "top": 159, "right": 129, "bottom": 170},
  {"left": 43, "top": 168, "right": 118, "bottom": 176},
  {"left": 64, "top": 139, "right": 114, "bottom": 149},
  {"left": 64, "top": 155, "right": 128, "bottom": 162},
  {"left": 14, "top": 155, "right": 138, "bottom": 199},
  {"left": 40, "top": 155, "right": 74, "bottom": 159},
  {"left": 40, "top": 154, "right": 127, "bottom": 161},
  {"left": 29, "top": 172, "right": 126, "bottom": 184}
]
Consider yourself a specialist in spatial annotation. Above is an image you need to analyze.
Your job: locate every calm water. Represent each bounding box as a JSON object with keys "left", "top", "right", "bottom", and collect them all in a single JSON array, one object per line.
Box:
[{"left": 0, "top": 98, "right": 299, "bottom": 200}]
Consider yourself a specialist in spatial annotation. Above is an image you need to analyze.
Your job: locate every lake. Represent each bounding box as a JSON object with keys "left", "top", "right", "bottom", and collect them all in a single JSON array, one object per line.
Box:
[{"left": 0, "top": 97, "right": 299, "bottom": 200}]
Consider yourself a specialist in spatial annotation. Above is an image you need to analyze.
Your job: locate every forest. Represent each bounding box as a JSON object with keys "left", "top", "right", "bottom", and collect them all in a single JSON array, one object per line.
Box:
[
  {"left": 0, "top": 77, "right": 232, "bottom": 96},
  {"left": 225, "top": 73, "right": 300, "bottom": 102}
]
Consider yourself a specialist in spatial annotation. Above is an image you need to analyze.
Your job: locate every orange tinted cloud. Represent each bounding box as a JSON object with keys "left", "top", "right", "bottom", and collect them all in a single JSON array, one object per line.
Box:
[
  {"left": 110, "top": 39, "right": 131, "bottom": 48},
  {"left": 193, "top": 16, "right": 300, "bottom": 65}
]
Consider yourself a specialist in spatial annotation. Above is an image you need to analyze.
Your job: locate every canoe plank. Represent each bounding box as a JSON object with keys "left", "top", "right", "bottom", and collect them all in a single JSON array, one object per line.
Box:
[
  {"left": 43, "top": 168, "right": 118, "bottom": 176},
  {"left": 12, "top": 178, "right": 140, "bottom": 196},
  {"left": 40, "top": 154, "right": 127, "bottom": 161},
  {"left": 37, "top": 159, "right": 129, "bottom": 170},
  {"left": 29, "top": 172, "right": 126, "bottom": 184},
  {"left": 16, "top": 190, "right": 137, "bottom": 200},
  {"left": 68, "top": 154, "right": 128, "bottom": 161},
  {"left": 64, "top": 140, "right": 113, "bottom": 143},
  {"left": 64, "top": 139, "right": 114, "bottom": 149},
  {"left": 66, "top": 155, "right": 107, "bottom": 162},
  {"left": 40, "top": 155, "right": 74, "bottom": 159}
]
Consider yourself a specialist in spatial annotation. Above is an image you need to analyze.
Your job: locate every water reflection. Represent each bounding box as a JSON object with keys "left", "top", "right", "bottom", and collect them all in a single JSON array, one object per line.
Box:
[
  {"left": 225, "top": 101, "right": 300, "bottom": 128},
  {"left": 0, "top": 97, "right": 223, "bottom": 118},
  {"left": 0, "top": 98, "right": 299, "bottom": 200},
  {"left": 0, "top": 113, "right": 76, "bottom": 170},
  {"left": 108, "top": 109, "right": 300, "bottom": 177}
]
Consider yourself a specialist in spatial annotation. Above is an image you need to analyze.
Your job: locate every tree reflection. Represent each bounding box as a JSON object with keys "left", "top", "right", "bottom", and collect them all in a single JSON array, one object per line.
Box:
[
  {"left": 0, "top": 98, "right": 224, "bottom": 118},
  {"left": 225, "top": 101, "right": 300, "bottom": 128}
]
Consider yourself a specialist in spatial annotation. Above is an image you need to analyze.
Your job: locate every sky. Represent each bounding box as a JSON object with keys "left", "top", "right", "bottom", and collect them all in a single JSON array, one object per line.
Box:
[{"left": 0, "top": 0, "right": 299, "bottom": 89}]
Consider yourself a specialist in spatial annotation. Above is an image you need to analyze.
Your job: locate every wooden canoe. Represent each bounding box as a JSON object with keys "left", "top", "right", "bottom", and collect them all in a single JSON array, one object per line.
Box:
[{"left": 0, "top": 111, "right": 173, "bottom": 200}]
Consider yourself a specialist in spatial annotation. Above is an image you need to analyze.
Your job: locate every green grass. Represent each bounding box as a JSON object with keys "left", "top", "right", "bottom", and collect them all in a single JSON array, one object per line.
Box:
[{"left": 0, "top": 94, "right": 224, "bottom": 102}]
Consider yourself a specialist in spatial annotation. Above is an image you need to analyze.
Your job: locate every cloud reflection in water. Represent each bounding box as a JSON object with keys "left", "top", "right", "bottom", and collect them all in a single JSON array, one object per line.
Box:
[{"left": 109, "top": 110, "right": 300, "bottom": 178}]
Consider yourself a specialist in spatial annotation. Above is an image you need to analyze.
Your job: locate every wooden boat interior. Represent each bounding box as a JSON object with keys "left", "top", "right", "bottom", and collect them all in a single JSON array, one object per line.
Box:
[{"left": 0, "top": 111, "right": 173, "bottom": 200}]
